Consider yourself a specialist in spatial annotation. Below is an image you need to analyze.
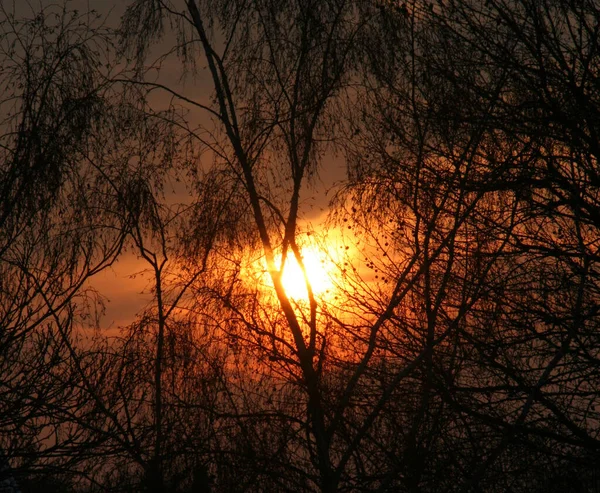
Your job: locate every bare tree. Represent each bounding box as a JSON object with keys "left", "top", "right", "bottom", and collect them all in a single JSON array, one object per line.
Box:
[
  {"left": 2, "top": 0, "right": 595, "bottom": 491},
  {"left": 344, "top": 0, "right": 600, "bottom": 489},
  {"left": 0, "top": 3, "right": 189, "bottom": 488}
]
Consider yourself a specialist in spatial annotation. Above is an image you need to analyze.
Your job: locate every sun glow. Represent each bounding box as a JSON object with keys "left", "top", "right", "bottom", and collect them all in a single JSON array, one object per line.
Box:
[{"left": 278, "top": 247, "right": 334, "bottom": 301}]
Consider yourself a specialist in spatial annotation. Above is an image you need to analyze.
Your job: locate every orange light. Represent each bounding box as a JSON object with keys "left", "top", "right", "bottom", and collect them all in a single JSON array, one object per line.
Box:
[{"left": 279, "top": 247, "right": 333, "bottom": 301}]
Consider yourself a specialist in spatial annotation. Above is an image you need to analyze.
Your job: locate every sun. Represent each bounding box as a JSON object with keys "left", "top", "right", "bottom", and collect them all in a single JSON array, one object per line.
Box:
[{"left": 279, "top": 247, "right": 333, "bottom": 301}]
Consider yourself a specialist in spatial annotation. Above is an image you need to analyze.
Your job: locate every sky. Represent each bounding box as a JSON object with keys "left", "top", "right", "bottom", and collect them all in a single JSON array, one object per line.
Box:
[{"left": 18, "top": 0, "right": 350, "bottom": 330}]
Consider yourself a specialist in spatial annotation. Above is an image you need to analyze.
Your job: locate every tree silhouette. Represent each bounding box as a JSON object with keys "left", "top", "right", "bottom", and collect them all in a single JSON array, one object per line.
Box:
[
  {"left": 2, "top": 0, "right": 600, "bottom": 491},
  {"left": 0, "top": 3, "right": 126, "bottom": 484}
]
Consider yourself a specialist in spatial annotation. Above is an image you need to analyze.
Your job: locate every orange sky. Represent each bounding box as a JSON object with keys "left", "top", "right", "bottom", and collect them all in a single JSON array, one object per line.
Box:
[{"left": 8, "top": 0, "right": 349, "bottom": 330}]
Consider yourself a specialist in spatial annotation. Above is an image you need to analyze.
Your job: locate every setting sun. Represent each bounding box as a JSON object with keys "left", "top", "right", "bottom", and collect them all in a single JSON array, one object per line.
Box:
[{"left": 279, "top": 247, "right": 333, "bottom": 300}]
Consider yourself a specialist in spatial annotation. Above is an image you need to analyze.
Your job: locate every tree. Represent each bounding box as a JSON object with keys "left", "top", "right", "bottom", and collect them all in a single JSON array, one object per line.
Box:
[
  {"left": 119, "top": 1, "right": 496, "bottom": 491},
  {"left": 0, "top": 2, "right": 117, "bottom": 481},
  {"left": 4, "top": 0, "right": 600, "bottom": 491},
  {"left": 0, "top": 2, "right": 183, "bottom": 487},
  {"left": 346, "top": 0, "right": 600, "bottom": 489}
]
